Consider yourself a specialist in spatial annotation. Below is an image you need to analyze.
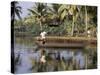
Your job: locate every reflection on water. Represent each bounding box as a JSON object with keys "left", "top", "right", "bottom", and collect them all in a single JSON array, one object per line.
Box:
[{"left": 14, "top": 37, "right": 97, "bottom": 74}]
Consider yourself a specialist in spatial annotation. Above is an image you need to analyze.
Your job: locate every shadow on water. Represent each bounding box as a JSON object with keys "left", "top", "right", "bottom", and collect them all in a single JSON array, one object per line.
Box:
[
  {"left": 14, "top": 52, "right": 21, "bottom": 71},
  {"left": 14, "top": 37, "right": 97, "bottom": 73}
]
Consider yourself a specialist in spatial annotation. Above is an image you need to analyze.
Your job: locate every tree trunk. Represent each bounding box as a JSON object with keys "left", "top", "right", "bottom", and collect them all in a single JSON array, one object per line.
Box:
[
  {"left": 40, "top": 21, "right": 42, "bottom": 31},
  {"left": 85, "top": 6, "right": 88, "bottom": 36},
  {"left": 71, "top": 15, "right": 75, "bottom": 36}
]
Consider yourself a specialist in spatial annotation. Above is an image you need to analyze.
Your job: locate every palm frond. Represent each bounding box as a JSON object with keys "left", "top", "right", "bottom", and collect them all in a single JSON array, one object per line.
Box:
[
  {"left": 15, "top": 9, "right": 21, "bottom": 19},
  {"left": 28, "top": 9, "right": 40, "bottom": 16},
  {"left": 60, "top": 10, "right": 67, "bottom": 20},
  {"left": 16, "top": 6, "right": 22, "bottom": 10}
]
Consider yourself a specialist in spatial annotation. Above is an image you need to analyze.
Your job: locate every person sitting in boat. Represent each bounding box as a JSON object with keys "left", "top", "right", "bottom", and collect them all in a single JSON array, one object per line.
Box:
[{"left": 40, "top": 31, "right": 47, "bottom": 44}]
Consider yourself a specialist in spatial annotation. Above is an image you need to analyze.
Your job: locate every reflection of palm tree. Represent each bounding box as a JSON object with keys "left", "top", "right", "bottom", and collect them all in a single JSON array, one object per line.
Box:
[
  {"left": 14, "top": 53, "right": 21, "bottom": 72},
  {"left": 56, "top": 51, "right": 61, "bottom": 61},
  {"left": 83, "top": 48, "right": 89, "bottom": 69},
  {"left": 92, "top": 51, "right": 97, "bottom": 68}
]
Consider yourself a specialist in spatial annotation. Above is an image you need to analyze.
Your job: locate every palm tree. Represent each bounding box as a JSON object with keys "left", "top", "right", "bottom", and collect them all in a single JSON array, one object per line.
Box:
[
  {"left": 58, "top": 5, "right": 80, "bottom": 36},
  {"left": 11, "top": 1, "right": 22, "bottom": 21},
  {"left": 85, "top": 6, "right": 88, "bottom": 36},
  {"left": 11, "top": 2, "right": 22, "bottom": 73},
  {"left": 28, "top": 3, "right": 48, "bottom": 31},
  {"left": 70, "top": 5, "right": 78, "bottom": 36},
  {"left": 46, "top": 4, "right": 62, "bottom": 26},
  {"left": 46, "top": 4, "right": 67, "bottom": 35},
  {"left": 84, "top": 6, "right": 97, "bottom": 37},
  {"left": 58, "top": 4, "right": 69, "bottom": 21}
]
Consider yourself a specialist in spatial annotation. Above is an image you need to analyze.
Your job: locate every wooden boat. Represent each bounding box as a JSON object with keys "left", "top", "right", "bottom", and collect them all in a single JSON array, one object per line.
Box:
[
  {"left": 35, "top": 42, "right": 85, "bottom": 48},
  {"left": 35, "top": 36, "right": 97, "bottom": 48}
]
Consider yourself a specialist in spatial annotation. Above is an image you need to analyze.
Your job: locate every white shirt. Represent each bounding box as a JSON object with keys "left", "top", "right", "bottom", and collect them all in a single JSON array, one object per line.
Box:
[
  {"left": 87, "top": 30, "right": 90, "bottom": 34},
  {"left": 40, "top": 31, "right": 47, "bottom": 39}
]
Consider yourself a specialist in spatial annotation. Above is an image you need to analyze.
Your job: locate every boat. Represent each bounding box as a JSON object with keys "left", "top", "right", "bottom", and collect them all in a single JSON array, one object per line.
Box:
[{"left": 34, "top": 36, "right": 96, "bottom": 48}]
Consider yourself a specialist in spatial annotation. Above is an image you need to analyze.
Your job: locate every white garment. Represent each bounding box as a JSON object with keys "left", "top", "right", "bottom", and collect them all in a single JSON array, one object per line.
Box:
[
  {"left": 87, "top": 30, "right": 90, "bottom": 34},
  {"left": 40, "top": 31, "right": 47, "bottom": 39},
  {"left": 87, "top": 30, "right": 91, "bottom": 37}
]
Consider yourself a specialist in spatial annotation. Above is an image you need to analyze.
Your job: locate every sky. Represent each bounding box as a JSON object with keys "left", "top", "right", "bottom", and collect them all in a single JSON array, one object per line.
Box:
[
  {"left": 16, "top": 1, "right": 52, "bottom": 19},
  {"left": 16, "top": 1, "right": 34, "bottom": 19},
  {"left": 16, "top": 1, "right": 96, "bottom": 19}
]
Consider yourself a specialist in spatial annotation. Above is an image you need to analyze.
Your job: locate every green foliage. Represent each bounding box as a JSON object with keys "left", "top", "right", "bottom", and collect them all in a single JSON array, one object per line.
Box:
[{"left": 14, "top": 3, "right": 97, "bottom": 37}]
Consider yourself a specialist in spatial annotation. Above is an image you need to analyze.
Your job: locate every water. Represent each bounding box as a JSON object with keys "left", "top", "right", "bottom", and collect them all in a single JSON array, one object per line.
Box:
[{"left": 13, "top": 37, "right": 97, "bottom": 74}]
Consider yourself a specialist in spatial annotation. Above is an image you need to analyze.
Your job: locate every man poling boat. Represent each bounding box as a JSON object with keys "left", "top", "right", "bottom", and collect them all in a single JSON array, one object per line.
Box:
[{"left": 40, "top": 31, "right": 47, "bottom": 44}]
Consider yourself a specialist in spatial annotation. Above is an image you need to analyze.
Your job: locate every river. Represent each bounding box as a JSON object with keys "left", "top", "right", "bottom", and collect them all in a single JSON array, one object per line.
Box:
[{"left": 13, "top": 37, "right": 97, "bottom": 74}]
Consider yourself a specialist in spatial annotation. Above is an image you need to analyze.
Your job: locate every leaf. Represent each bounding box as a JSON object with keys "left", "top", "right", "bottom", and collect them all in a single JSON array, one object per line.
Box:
[
  {"left": 15, "top": 9, "right": 22, "bottom": 19},
  {"left": 61, "top": 10, "right": 67, "bottom": 20},
  {"left": 58, "top": 5, "right": 67, "bottom": 13},
  {"left": 28, "top": 9, "right": 40, "bottom": 16}
]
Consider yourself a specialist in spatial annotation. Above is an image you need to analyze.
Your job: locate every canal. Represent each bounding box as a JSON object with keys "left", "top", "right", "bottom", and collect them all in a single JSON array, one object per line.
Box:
[{"left": 14, "top": 36, "right": 97, "bottom": 74}]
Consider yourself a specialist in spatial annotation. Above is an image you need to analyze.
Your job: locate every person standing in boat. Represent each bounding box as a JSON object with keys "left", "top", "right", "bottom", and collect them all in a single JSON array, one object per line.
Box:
[
  {"left": 87, "top": 29, "right": 91, "bottom": 37},
  {"left": 40, "top": 31, "right": 47, "bottom": 44}
]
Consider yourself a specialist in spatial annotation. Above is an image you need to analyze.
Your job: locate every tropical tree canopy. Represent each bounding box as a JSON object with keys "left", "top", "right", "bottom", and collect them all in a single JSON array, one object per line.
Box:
[{"left": 14, "top": 3, "right": 97, "bottom": 37}]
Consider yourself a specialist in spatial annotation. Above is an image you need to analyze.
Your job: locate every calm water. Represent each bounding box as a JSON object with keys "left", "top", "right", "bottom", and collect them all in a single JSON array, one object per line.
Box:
[{"left": 14, "top": 37, "right": 97, "bottom": 74}]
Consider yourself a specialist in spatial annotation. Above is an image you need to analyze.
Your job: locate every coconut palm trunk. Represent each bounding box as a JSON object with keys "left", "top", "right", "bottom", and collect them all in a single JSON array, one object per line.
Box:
[
  {"left": 28, "top": 3, "right": 47, "bottom": 32},
  {"left": 85, "top": 6, "right": 88, "bottom": 36},
  {"left": 39, "top": 21, "right": 43, "bottom": 31},
  {"left": 71, "top": 15, "right": 75, "bottom": 36}
]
